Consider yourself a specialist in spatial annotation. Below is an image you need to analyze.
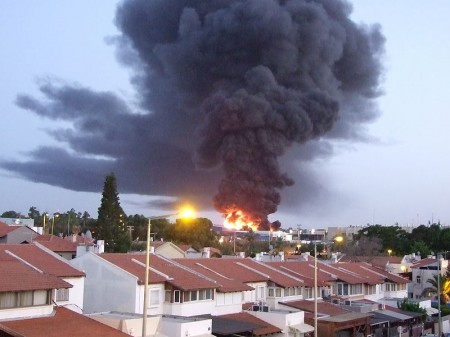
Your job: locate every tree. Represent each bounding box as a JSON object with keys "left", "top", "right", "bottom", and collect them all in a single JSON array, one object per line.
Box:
[
  {"left": 343, "top": 236, "right": 383, "bottom": 258},
  {"left": 409, "top": 240, "right": 431, "bottom": 259},
  {"left": 397, "top": 298, "right": 427, "bottom": 316},
  {"left": 28, "top": 207, "right": 41, "bottom": 225},
  {"left": 1, "top": 210, "right": 21, "bottom": 218},
  {"left": 421, "top": 274, "right": 450, "bottom": 304},
  {"left": 96, "top": 173, "right": 130, "bottom": 252},
  {"left": 164, "top": 217, "right": 218, "bottom": 249}
]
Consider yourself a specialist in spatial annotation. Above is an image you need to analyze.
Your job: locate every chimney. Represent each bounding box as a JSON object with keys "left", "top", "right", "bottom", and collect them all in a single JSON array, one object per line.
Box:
[{"left": 202, "top": 247, "right": 211, "bottom": 258}]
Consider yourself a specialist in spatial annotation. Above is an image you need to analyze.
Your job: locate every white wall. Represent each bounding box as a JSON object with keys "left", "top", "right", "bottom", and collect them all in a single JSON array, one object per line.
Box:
[
  {"left": 213, "top": 292, "right": 244, "bottom": 315},
  {"left": 245, "top": 282, "right": 267, "bottom": 303},
  {"left": 159, "top": 316, "right": 213, "bottom": 337},
  {"left": 70, "top": 253, "right": 139, "bottom": 314},
  {"left": 164, "top": 299, "right": 216, "bottom": 317},
  {"left": 0, "top": 304, "right": 53, "bottom": 321},
  {"left": 56, "top": 276, "right": 85, "bottom": 311}
]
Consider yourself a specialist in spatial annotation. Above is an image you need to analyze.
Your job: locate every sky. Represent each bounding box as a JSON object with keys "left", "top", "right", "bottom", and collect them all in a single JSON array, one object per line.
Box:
[{"left": 1, "top": 1, "right": 450, "bottom": 229}]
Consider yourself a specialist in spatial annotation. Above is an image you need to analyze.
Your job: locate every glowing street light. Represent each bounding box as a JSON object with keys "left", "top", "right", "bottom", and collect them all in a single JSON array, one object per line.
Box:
[{"left": 142, "top": 207, "right": 194, "bottom": 337}]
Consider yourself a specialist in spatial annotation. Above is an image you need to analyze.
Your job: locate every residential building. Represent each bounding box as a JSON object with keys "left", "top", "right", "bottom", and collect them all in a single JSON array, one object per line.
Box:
[
  {"left": 0, "top": 244, "right": 85, "bottom": 311},
  {"left": 0, "top": 221, "right": 38, "bottom": 244},
  {"left": 409, "top": 257, "right": 448, "bottom": 300}
]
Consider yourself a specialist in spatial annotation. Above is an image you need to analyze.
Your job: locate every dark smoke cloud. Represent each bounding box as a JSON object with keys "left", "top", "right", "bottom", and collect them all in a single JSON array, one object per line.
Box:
[{"left": 1, "top": 0, "right": 384, "bottom": 225}]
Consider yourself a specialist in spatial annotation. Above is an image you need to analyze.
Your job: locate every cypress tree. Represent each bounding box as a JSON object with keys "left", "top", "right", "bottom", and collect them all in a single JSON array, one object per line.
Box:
[{"left": 96, "top": 173, "right": 129, "bottom": 252}]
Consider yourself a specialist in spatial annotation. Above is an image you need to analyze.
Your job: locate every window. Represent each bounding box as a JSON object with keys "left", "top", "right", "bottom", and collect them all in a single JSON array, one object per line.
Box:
[
  {"left": 199, "top": 289, "right": 212, "bottom": 301},
  {"left": 190, "top": 290, "right": 198, "bottom": 301},
  {"left": 256, "top": 286, "right": 265, "bottom": 300},
  {"left": 416, "top": 275, "right": 421, "bottom": 284},
  {"left": 304, "top": 287, "right": 313, "bottom": 299},
  {"left": 149, "top": 289, "right": 160, "bottom": 306},
  {"left": 35, "top": 290, "right": 48, "bottom": 305},
  {"left": 366, "top": 284, "right": 376, "bottom": 295},
  {"left": 0, "top": 293, "right": 17, "bottom": 309},
  {"left": 165, "top": 290, "right": 171, "bottom": 302},
  {"left": 337, "top": 283, "right": 349, "bottom": 296},
  {"left": 56, "top": 288, "right": 69, "bottom": 301},
  {"left": 385, "top": 283, "right": 396, "bottom": 292},
  {"left": 19, "top": 292, "right": 33, "bottom": 306},
  {"left": 174, "top": 290, "right": 180, "bottom": 303},
  {"left": 0, "top": 290, "right": 50, "bottom": 309}
]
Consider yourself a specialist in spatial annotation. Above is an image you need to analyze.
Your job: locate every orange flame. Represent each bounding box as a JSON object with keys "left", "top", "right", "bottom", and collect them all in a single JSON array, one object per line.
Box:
[{"left": 223, "top": 209, "right": 259, "bottom": 231}]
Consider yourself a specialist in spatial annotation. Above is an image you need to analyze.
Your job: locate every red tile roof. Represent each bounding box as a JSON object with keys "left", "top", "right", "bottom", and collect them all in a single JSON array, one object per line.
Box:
[
  {"left": 33, "top": 234, "right": 77, "bottom": 252},
  {"left": 338, "top": 262, "right": 409, "bottom": 284},
  {"left": 175, "top": 259, "right": 255, "bottom": 292},
  {"left": 266, "top": 260, "right": 334, "bottom": 287},
  {"left": 0, "top": 244, "right": 84, "bottom": 278},
  {"left": 0, "top": 306, "right": 131, "bottom": 337},
  {"left": 410, "top": 257, "right": 439, "bottom": 269},
  {"left": 0, "top": 221, "right": 21, "bottom": 238},
  {"left": 0, "top": 253, "right": 71, "bottom": 292},
  {"left": 100, "top": 253, "right": 219, "bottom": 291},
  {"left": 176, "top": 258, "right": 269, "bottom": 285}
]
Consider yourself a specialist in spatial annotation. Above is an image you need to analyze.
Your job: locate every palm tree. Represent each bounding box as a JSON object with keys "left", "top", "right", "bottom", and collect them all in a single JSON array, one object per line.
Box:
[{"left": 422, "top": 274, "right": 450, "bottom": 304}]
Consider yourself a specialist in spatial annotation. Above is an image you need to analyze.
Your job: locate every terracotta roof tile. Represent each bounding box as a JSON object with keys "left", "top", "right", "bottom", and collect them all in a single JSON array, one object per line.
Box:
[
  {"left": 410, "top": 257, "right": 439, "bottom": 269},
  {"left": 0, "top": 255, "right": 71, "bottom": 292},
  {"left": 0, "top": 221, "right": 20, "bottom": 238},
  {"left": 176, "top": 259, "right": 254, "bottom": 292},
  {"left": 100, "top": 253, "right": 218, "bottom": 291},
  {"left": 34, "top": 234, "right": 77, "bottom": 252},
  {"left": 266, "top": 260, "right": 334, "bottom": 287},
  {"left": 176, "top": 258, "right": 269, "bottom": 285},
  {"left": 0, "top": 306, "right": 131, "bottom": 337},
  {"left": 0, "top": 244, "right": 84, "bottom": 278},
  {"left": 338, "top": 262, "right": 409, "bottom": 284}
]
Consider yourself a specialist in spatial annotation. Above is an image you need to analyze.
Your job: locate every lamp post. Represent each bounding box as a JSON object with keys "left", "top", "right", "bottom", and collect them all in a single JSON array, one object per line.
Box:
[
  {"left": 42, "top": 213, "right": 47, "bottom": 234},
  {"left": 314, "top": 241, "right": 318, "bottom": 337},
  {"left": 437, "top": 253, "right": 442, "bottom": 337},
  {"left": 142, "top": 209, "right": 193, "bottom": 337},
  {"left": 51, "top": 213, "right": 59, "bottom": 235},
  {"left": 314, "top": 236, "right": 342, "bottom": 337}
]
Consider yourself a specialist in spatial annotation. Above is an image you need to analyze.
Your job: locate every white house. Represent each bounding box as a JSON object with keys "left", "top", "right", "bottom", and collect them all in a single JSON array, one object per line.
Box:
[
  {"left": 70, "top": 252, "right": 219, "bottom": 316},
  {"left": 0, "top": 246, "right": 72, "bottom": 320},
  {"left": 409, "top": 257, "right": 448, "bottom": 300},
  {"left": 0, "top": 243, "right": 85, "bottom": 312}
]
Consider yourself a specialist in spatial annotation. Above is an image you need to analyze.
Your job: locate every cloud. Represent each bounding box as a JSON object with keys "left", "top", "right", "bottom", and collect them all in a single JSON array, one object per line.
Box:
[{"left": 1, "top": 0, "right": 384, "bottom": 227}]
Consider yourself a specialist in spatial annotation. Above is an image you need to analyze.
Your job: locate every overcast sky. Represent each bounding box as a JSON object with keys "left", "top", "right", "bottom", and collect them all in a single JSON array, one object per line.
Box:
[{"left": 1, "top": 1, "right": 449, "bottom": 229}]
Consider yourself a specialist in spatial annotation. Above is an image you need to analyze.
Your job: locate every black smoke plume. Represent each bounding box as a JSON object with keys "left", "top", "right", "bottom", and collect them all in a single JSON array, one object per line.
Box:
[{"left": 2, "top": 0, "right": 384, "bottom": 227}]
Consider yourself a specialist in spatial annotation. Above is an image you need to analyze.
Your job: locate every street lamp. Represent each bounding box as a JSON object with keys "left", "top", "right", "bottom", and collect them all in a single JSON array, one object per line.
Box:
[
  {"left": 314, "top": 235, "right": 343, "bottom": 337},
  {"left": 42, "top": 212, "right": 48, "bottom": 234},
  {"left": 142, "top": 209, "right": 194, "bottom": 337},
  {"left": 314, "top": 241, "right": 318, "bottom": 337},
  {"left": 437, "top": 253, "right": 442, "bottom": 337},
  {"left": 51, "top": 213, "right": 59, "bottom": 235}
]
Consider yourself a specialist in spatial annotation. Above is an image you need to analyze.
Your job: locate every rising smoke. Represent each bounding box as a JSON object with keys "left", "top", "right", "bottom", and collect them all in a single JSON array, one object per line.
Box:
[{"left": 3, "top": 0, "right": 384, "bottom": 227}]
